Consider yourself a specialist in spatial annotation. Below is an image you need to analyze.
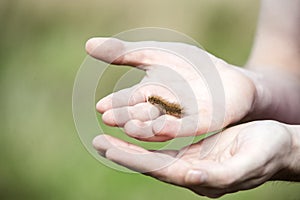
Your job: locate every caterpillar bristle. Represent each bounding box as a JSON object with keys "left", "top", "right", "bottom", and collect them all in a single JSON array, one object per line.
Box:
[{"left": 147, "top": 95, "right": 183, "bottom": 118}]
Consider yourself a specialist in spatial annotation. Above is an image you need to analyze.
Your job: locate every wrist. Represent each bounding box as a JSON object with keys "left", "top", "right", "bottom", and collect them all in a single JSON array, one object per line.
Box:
[
  {"left": 247, "top": 69, "right": 273, "bottom": 120},
  {"left": 235, "top": 67, "right": 272, "bottom": 121},
  {"left": 271, "top": 125, "right": 300, "bottom": 181},
  {"left": 287, "top": 126, "right": 300, "bottom": 181},
  {"left": 242, "top": 67, "right": 300, "bottom": 124}
]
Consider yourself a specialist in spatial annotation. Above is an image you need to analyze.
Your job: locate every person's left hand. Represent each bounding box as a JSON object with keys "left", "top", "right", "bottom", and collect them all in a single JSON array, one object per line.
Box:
[
  {"left": 86, "top": 38, "right": 259, "bottom": 142},
  {"left": 93, "top": 120, "right": 297, "bottom": 198}
]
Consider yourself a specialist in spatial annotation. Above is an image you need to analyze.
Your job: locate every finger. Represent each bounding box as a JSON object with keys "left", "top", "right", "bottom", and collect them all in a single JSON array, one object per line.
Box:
[
  {"left": 85, "top": 37, "right": 191, "bottom": 68},
  {"left": 92, "top": 134, "right": 146, "bottom": 156},
  {"left": 153, "top": 115, "right": 213, "bottom": 138},
  {"left": 123, "top": 115, "right": 209, "bottom": 141},
  {"left": 101, "top": 139, "right": 194, "bottom": 186},
  {"left": 152, "top": 150, "right": 179, "bottom": 157},
  {"left": 85, "top": 37, "right": 158, "bottom": 67},
  {"left": 93, "top": 134, "right": 177, "bottom": 173},
  {"left": 96, "top": 86, "right": 146, "bottom": 113},
  {"left": 106, "top": 147, "right": 176, "bottom": 174},
  {"left": 102, "top": 103, "right": 161, "bottom": 127},
  {"left": 124, "top": 119, "right": 173, "bottom": 142},
  {"left": 93, "top": 135, "right": 221, "bottom": 187},
  {"left": 86, "top": 38, "right": 132, "bottom": 65}
]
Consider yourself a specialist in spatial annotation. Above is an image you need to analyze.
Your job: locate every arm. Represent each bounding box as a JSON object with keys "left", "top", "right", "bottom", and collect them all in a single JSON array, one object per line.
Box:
[
  {"left": 247, "top": 0, "right": 300, "bottom": 73},
  {"left": 244, "top": 0, "right": 300, "bottom": 124}
]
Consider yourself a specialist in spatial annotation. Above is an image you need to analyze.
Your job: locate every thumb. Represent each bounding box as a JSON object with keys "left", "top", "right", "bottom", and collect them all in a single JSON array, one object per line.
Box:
[
  {"left": 86, "top": 37, "right": 136, "bottom": 65},
  {"left": 85, "top": 37, "right": 190, "bottom": 68},
  {"left": 85, "top": 37, "right": 157, "bottom": 67}
]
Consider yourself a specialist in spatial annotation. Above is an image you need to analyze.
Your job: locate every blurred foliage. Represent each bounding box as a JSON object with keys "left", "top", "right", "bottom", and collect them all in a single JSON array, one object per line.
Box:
[{"left": 1, "top": 0, "right": 300, "bottom": 199}]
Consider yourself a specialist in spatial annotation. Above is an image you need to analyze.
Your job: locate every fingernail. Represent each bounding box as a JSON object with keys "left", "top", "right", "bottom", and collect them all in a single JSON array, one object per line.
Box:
[{"left": 186, "top": 170, "right": 206, "bottom": 184}]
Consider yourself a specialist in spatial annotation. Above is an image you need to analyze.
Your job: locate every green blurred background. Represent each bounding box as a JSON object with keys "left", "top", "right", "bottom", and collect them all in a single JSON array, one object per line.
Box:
[{"left": 1, "top": 0, "right": 300, "bottom": 199}]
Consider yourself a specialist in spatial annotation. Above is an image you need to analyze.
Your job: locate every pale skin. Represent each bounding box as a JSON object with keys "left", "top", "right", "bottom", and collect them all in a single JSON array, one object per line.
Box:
[
  {"left": 87, "top": 0, "right": 300, "bottom": 198},
  {"left": 93, "top": 121, "right": 300, "bottom": 198}
]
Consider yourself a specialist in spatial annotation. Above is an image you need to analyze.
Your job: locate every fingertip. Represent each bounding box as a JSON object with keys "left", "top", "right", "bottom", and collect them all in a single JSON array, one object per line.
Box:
[
  {"left": 92, "top": 135, "right": 102, "bottom": 149},
  {"left": 101, "top": 110, "right": 116, "bottom": 126},
  {"left": 95, "top": 101, "right": 103, "bottom": 113},
  {"left": 85, "top": 37, "right": 126, "bottom": 63},
  {"left": 96, "top": 96, "right": 112, "bottom": 113},
  {"left": 92, "top": 134, "right": 112, "bottom": 155},
  {"left": 85, "top": 37, "right": 103, "bottom": 54}
]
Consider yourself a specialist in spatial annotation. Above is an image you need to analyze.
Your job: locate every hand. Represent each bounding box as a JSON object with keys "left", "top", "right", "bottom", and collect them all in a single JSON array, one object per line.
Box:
[
  {"left": 86, "top": 38, "right": 259, "bottom": 141},
  {"left": 92, "top": 120, "right": 299, "bottom": 198}
]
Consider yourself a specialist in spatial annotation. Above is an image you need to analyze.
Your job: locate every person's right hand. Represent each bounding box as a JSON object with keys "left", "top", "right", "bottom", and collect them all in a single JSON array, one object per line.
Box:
[
  {"left": 93, "top": 120, "right": 300, "bottom": 198},
  {"left": 86, "top": 38, "right": 300, "bottom": 142}
]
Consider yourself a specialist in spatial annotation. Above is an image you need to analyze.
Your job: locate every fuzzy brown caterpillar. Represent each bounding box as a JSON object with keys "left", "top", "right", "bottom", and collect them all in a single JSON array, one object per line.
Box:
[{"left": 147, "top": 95, "right": 183, "bottom": 118}]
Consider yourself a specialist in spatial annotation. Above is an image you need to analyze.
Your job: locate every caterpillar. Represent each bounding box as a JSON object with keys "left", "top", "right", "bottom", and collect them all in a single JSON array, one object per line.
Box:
[{"left": 147, "top": 95, "right": 183, "bottom": 118}]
